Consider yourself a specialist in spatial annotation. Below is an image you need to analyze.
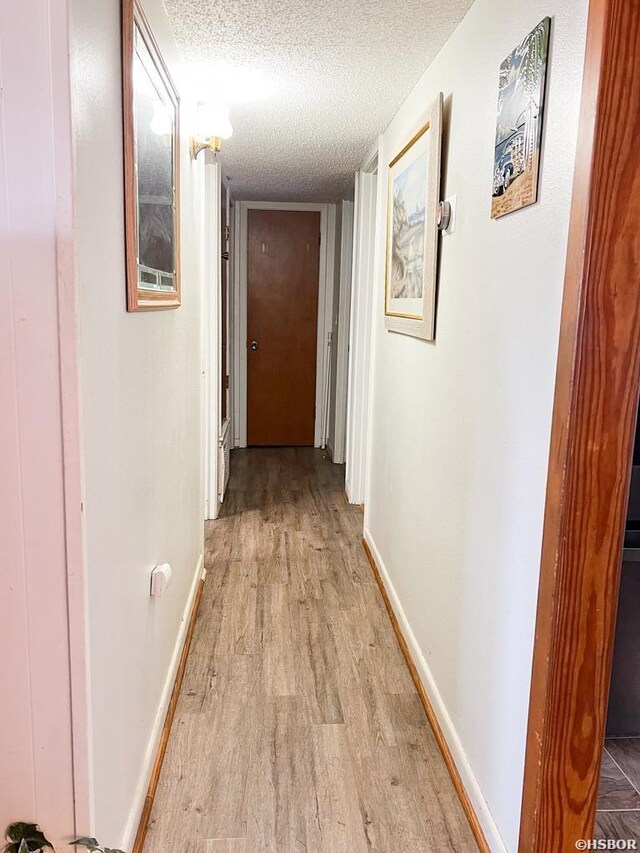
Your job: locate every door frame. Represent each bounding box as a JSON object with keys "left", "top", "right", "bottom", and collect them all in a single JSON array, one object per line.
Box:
[
  {"left": 1, "top": 0, "right": 92, "bottom": 836},
  {"left": 345, "top": 143, "right": 379, "bottom": 503},
  {"left": 233, "top": 200, "right": 336, "bottom": 448},
  {"left": 518, "top": 0, "right": 640, "bottom": 848},
  {"left": 331, "top": 200, "right": 355, "bottom": 464},
  {"left": 204, "top": 157, "right": 222, "bottom": 520}
]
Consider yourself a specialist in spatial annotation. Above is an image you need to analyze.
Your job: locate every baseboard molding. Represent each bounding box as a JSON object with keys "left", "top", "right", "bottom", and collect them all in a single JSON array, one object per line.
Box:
[
  {"left": 343, "top": 488, "right": 365, "bottom": 513},
  {"left": 122, "top": 554, "right": 206, "bottom": 853},
  {"left": 362, "top": 531, "right": 506, "bottom": 853}
]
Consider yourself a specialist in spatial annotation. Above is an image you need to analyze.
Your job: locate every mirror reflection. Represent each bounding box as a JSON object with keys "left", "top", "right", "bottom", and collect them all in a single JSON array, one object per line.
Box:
[{"left": 133, "top": 27, "right": 176, "bottom": 292}]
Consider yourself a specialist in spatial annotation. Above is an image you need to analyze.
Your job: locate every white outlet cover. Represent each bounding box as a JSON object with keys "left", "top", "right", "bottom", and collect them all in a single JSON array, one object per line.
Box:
[{"left": 151, "top": 563, "right": 172, "bottom": 597}]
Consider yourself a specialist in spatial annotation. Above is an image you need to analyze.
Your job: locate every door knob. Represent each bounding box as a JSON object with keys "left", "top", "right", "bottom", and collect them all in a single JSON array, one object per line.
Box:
[{"left": 250, "top": 340, "right": 259, "bottom": 351}]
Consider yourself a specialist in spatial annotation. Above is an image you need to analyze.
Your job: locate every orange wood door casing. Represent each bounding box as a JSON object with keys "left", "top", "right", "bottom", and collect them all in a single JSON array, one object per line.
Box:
[{"left": 247, "top": 209, "right": 320, "bottom": 446}]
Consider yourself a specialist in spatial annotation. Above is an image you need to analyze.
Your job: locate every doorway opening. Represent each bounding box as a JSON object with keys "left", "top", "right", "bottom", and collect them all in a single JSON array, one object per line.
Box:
[
  {"left": 594, "top": 397, "right": 640, "bottom": 839},
  {"left": 247, "top": 208, "right": 320, "bottom": 446},
  {"left": 232, "top": 201, "right": 339, "bottom": 450}
]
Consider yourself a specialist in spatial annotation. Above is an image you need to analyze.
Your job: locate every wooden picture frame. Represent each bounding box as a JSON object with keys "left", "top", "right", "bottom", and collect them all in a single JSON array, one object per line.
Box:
[
  {"left": 384, "top": 93, "right": 442, "bottom": 341},
  {"left": 122, "top": 0, "right": 181, "bottom": 311}
]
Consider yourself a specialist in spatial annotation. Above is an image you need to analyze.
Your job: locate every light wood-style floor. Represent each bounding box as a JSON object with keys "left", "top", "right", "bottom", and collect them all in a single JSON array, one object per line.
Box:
[{"left": 144, "top": 448, "right": 478, "bottom": 852}]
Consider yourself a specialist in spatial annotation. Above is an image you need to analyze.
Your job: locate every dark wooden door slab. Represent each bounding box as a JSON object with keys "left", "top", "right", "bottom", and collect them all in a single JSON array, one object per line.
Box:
[{"left": 247, "top": 209, "right": 320, "bottom": 446}]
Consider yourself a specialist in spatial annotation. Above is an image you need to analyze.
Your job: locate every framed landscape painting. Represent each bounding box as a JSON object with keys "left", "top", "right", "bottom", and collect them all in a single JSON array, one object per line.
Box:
[
  {"left": 491, "top": 17, "right": 551, "bottom": 219},
  {"left": 385, "top": 93, "right": 442, "bottom": 341}
]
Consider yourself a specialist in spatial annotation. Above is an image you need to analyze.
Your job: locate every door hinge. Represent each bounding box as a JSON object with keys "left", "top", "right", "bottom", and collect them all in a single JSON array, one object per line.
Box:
[
  {"left": 319, "top": 232, "right": 322, "bottom": 245},
  {"left": 225, "top": 375, "right": 230, "bottom": 389}
]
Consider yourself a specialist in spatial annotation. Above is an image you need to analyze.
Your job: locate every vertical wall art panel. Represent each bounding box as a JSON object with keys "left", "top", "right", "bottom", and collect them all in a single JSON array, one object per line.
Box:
[
  {"left": 384, "top": 93, "right": 442, "bottom": 340},
  {"left": 491, "top": 17, "right": 551, "bottom": 219}
]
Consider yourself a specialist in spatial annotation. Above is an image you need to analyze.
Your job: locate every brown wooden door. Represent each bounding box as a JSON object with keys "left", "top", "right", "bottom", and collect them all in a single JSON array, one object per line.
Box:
[{"left": 247, "top": 209, "right": 320, "bottom": 446}]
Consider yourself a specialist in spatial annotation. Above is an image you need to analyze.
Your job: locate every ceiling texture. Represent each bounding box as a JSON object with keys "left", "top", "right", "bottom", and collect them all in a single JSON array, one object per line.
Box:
[{"left": 164, "top": 0, "right": 474, "bottom": 201}]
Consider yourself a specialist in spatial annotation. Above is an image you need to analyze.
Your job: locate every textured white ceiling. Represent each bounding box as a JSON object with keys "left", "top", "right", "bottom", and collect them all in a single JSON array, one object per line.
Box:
[{"left": 164, "top": 0, "right": 474, "bottom": 201}]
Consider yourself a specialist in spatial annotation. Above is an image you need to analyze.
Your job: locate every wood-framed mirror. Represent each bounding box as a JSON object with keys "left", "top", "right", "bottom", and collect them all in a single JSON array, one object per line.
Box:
[{"left": 122, "top": 0, "right": 181, "bottom": 311}]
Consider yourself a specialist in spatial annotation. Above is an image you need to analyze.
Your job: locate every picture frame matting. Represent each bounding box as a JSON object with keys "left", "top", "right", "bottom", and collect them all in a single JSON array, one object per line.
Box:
[{"left": 384, "top": 92, "right": 443, "bottom": 341}]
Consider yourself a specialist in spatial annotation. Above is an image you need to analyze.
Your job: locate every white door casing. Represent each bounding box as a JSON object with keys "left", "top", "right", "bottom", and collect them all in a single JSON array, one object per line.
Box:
[
  {"left": 204, "top": 157, "right": 221, "bottom": 520},
  {"left": 345, "top": 160, "right": 378, "bottom": 504},
  {"left": 332, "top": 200, "right": 354, "bottom": 464}
]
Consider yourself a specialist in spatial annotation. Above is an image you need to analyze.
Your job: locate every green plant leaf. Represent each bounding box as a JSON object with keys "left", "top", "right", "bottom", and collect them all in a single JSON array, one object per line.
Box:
[
  {"left": 4, "top": 824, "right": 54, "bottom": 852},
  {"left": 68, "top": 840, "right": 125, "bottom": 853}
]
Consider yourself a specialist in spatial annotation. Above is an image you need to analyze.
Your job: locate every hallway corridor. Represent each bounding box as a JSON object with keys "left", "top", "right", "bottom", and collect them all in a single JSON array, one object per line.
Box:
[{"left": 144, "top": 449, "right": 477, "bottom": 852}]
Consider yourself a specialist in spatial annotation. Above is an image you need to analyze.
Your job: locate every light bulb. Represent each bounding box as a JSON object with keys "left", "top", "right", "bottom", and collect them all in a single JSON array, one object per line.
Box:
[
  {"left": 150, "top": 102, "right": 172, "bottom": 137},
  {"left": 197, "top": 100, "right": 233, "bottom": 141}
]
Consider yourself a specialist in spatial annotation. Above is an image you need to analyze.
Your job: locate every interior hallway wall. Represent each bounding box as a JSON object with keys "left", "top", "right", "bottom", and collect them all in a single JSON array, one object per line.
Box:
[
  {"left": 71, "top": 0, "right": 206, "bottom": 845},
  {"left": 363, "top": 0, "right": 588, "bottom": 849}
]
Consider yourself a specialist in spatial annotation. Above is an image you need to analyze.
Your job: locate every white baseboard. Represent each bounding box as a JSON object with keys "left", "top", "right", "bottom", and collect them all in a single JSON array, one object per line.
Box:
[
  {"left": 363, "top": 528, "right": 507, "bottom": 853},
  {"left": 120, "top": 553, "right": 205, "bottom": 850}
]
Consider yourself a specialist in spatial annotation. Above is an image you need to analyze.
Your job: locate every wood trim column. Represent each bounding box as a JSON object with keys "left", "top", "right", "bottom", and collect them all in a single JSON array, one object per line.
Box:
[{"left": 519, "top": 0, "right": 640, "bottom": 849}]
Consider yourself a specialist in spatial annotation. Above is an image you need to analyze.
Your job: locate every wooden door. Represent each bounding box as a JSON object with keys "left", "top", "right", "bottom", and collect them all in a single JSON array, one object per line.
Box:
[{"left": 247, "top": 209, "right": 320, "bottom": 446}]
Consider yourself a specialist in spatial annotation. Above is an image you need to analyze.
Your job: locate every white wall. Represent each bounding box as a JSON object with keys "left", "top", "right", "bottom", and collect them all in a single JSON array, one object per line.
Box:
[
  {"left": 363, "top": 0, "right": 588, "bottom": 849},
  {"left": 71, "top": 0, "right": 206, "bottom": 845}
]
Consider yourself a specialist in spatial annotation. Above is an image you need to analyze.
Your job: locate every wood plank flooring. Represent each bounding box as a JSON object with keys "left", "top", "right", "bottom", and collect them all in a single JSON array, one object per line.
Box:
[
  {"left": 596, "top": 738, "right": 640, "bottom": 842},
  {"left": 144, "top": 449, "right": 478, "bottom": 852}
]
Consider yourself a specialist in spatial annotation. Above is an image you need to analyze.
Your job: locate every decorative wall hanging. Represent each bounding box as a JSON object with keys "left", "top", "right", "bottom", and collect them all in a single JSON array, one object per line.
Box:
[
  {"left": 491, "top": 17, "right": 551, "bottom": 219},
  {"left": 122, "top": 0, "right": 181, "bottom": 311},
  {"left": 385, "top": 93, "right": 442, "bottom": 341}
]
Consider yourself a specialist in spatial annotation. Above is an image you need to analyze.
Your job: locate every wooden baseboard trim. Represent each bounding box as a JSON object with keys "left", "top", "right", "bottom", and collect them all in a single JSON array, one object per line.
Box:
[
  {"left": 361, "top": 538, "right": 490, "bottom": 853},
  {"left": 132, "top": 574, "right": 206, "bottom": 853}
]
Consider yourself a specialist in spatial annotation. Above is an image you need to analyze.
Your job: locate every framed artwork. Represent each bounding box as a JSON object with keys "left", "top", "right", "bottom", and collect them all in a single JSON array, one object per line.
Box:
[
  {"left": 491, "top": 17, "right": 551, "bottom": 219},
  {"left": 385, "top": 93, "right": 443, "bottom": 341},
  {"left": 122, "top": 0, "right": 181, "bottom": 311}
]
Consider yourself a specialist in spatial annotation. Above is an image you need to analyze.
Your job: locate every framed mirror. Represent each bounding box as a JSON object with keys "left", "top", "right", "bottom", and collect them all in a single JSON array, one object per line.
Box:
[{"left": 122, "top": 0, "right": 181, "bottom": 311}]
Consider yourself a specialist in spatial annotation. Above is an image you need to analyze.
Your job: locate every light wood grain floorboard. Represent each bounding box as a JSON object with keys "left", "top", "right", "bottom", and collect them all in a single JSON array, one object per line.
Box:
[{"left": 144, "top": 448, "right": 478, "bottom": 852}]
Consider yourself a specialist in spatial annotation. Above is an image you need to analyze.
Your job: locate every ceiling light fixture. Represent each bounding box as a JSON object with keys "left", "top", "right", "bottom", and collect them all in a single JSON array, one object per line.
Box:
[{"left": 190, "top": 100, "right": 233, "bottom": 159}]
